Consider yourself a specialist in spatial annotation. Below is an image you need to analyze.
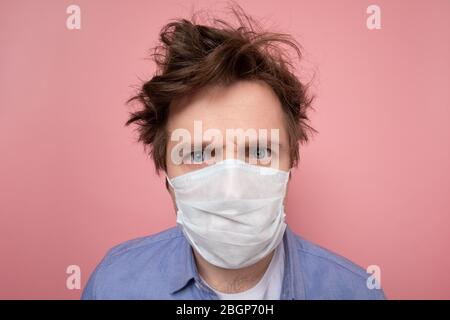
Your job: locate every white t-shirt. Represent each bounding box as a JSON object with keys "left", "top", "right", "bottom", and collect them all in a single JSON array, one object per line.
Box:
[{"left": 199, "top": 241, "right": 285, "bottom": 300}]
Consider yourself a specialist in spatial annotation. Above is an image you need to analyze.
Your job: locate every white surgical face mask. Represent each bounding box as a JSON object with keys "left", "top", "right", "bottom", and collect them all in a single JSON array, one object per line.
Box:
[{"left": 166, "top": 159, "right": 290, "bottom": 269}]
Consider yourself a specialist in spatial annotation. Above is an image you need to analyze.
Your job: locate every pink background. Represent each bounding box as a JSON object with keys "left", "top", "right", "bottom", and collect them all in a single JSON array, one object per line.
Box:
[{"left": 0, "top": 0, "right": 449, "bottom": 299}]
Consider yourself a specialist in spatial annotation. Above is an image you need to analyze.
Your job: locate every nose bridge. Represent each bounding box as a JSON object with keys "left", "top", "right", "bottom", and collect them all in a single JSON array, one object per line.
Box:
[
  {"left": 217, "top": 134, "right": 244, "bottom": 199},
  {"left": 222, "top": 161, "right": 239, "bottom": 199},
  {"left": 223, "top": 134, "right": 242, "bottom": 161}
]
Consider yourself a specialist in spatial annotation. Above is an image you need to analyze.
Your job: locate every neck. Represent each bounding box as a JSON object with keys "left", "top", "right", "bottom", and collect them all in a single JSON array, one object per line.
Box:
[{"left": 193, "top": 249, "right": 275, "bottom": 293}]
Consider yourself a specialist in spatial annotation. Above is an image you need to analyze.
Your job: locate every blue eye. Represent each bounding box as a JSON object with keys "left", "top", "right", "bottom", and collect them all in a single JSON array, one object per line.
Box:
[
  {"left": 252, "top": 147, "right": 270, "bottom": 160},
  {"left": 190, "top": 150, "right": 204, "bottom": 163}
]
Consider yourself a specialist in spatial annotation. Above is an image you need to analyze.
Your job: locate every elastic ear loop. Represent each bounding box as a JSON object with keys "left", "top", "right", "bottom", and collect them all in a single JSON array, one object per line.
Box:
[
  {"left": 165, "top": 174, "right": 183, "bottom": 219},
  {"left": 165, "top": 173, "right": 175, "bottom": 189}
]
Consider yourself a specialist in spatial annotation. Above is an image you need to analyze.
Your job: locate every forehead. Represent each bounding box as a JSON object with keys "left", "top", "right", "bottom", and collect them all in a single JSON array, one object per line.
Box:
[{"left": 167, "top": 80, "right": 287, "bottom": 136}]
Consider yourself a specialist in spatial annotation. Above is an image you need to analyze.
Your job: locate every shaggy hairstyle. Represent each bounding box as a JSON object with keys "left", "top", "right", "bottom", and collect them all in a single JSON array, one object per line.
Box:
[{"left": 126, "top": 5, "right": 316, "bottom": 172}]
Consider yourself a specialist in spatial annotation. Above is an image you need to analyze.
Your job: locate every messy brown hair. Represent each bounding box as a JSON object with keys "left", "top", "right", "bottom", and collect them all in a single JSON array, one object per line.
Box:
[{"left": 126, "top": 4, "right": 316, "bottom": 172}]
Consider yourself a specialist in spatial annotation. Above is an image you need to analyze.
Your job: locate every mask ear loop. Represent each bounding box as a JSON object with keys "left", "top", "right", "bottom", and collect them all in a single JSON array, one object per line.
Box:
[
  {"left": 165, "top": 173, "right": 182, "bottom": 217},
  {"left": 165, "top": 173, "right": 175, "bottom": 189}
]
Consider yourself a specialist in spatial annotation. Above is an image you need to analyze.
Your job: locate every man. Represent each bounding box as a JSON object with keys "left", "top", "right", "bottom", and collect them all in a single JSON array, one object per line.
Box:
[{"left": 82, "top": 7, "right": 385, "bottom": 300}]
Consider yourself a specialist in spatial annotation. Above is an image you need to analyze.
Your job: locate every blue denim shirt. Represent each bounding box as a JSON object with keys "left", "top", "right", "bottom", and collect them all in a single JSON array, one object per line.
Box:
[{"left": 82, "top": 225, "right": 385, "bottom": 300}]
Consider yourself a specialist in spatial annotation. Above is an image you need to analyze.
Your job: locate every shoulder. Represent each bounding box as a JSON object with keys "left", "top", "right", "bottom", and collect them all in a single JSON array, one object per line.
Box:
[
  {"left": 290, "top": 232, "right": 385, "bottom": 300},
  {"left": 102, "top": 226, "right": 184, "bottom": 260},
  {"left": 82, "top": 227, "right": 184, "bottom": 299}
]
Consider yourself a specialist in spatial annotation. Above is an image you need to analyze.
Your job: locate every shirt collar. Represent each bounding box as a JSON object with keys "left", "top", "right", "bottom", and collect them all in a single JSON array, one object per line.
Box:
[
  {"left": 168, "top": 224, "right": 306, "bottom": 299},
  {"left": 281, "top": 226, "right": 306, "bottom": 299},
  {"left": 168, "top": 226, "right": 199, "bottom": 294}
]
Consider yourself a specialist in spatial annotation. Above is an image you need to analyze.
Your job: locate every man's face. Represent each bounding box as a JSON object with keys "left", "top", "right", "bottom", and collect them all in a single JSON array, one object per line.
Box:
[{"left": 165, "top": 79, "right": 291, "bottom": 179}]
